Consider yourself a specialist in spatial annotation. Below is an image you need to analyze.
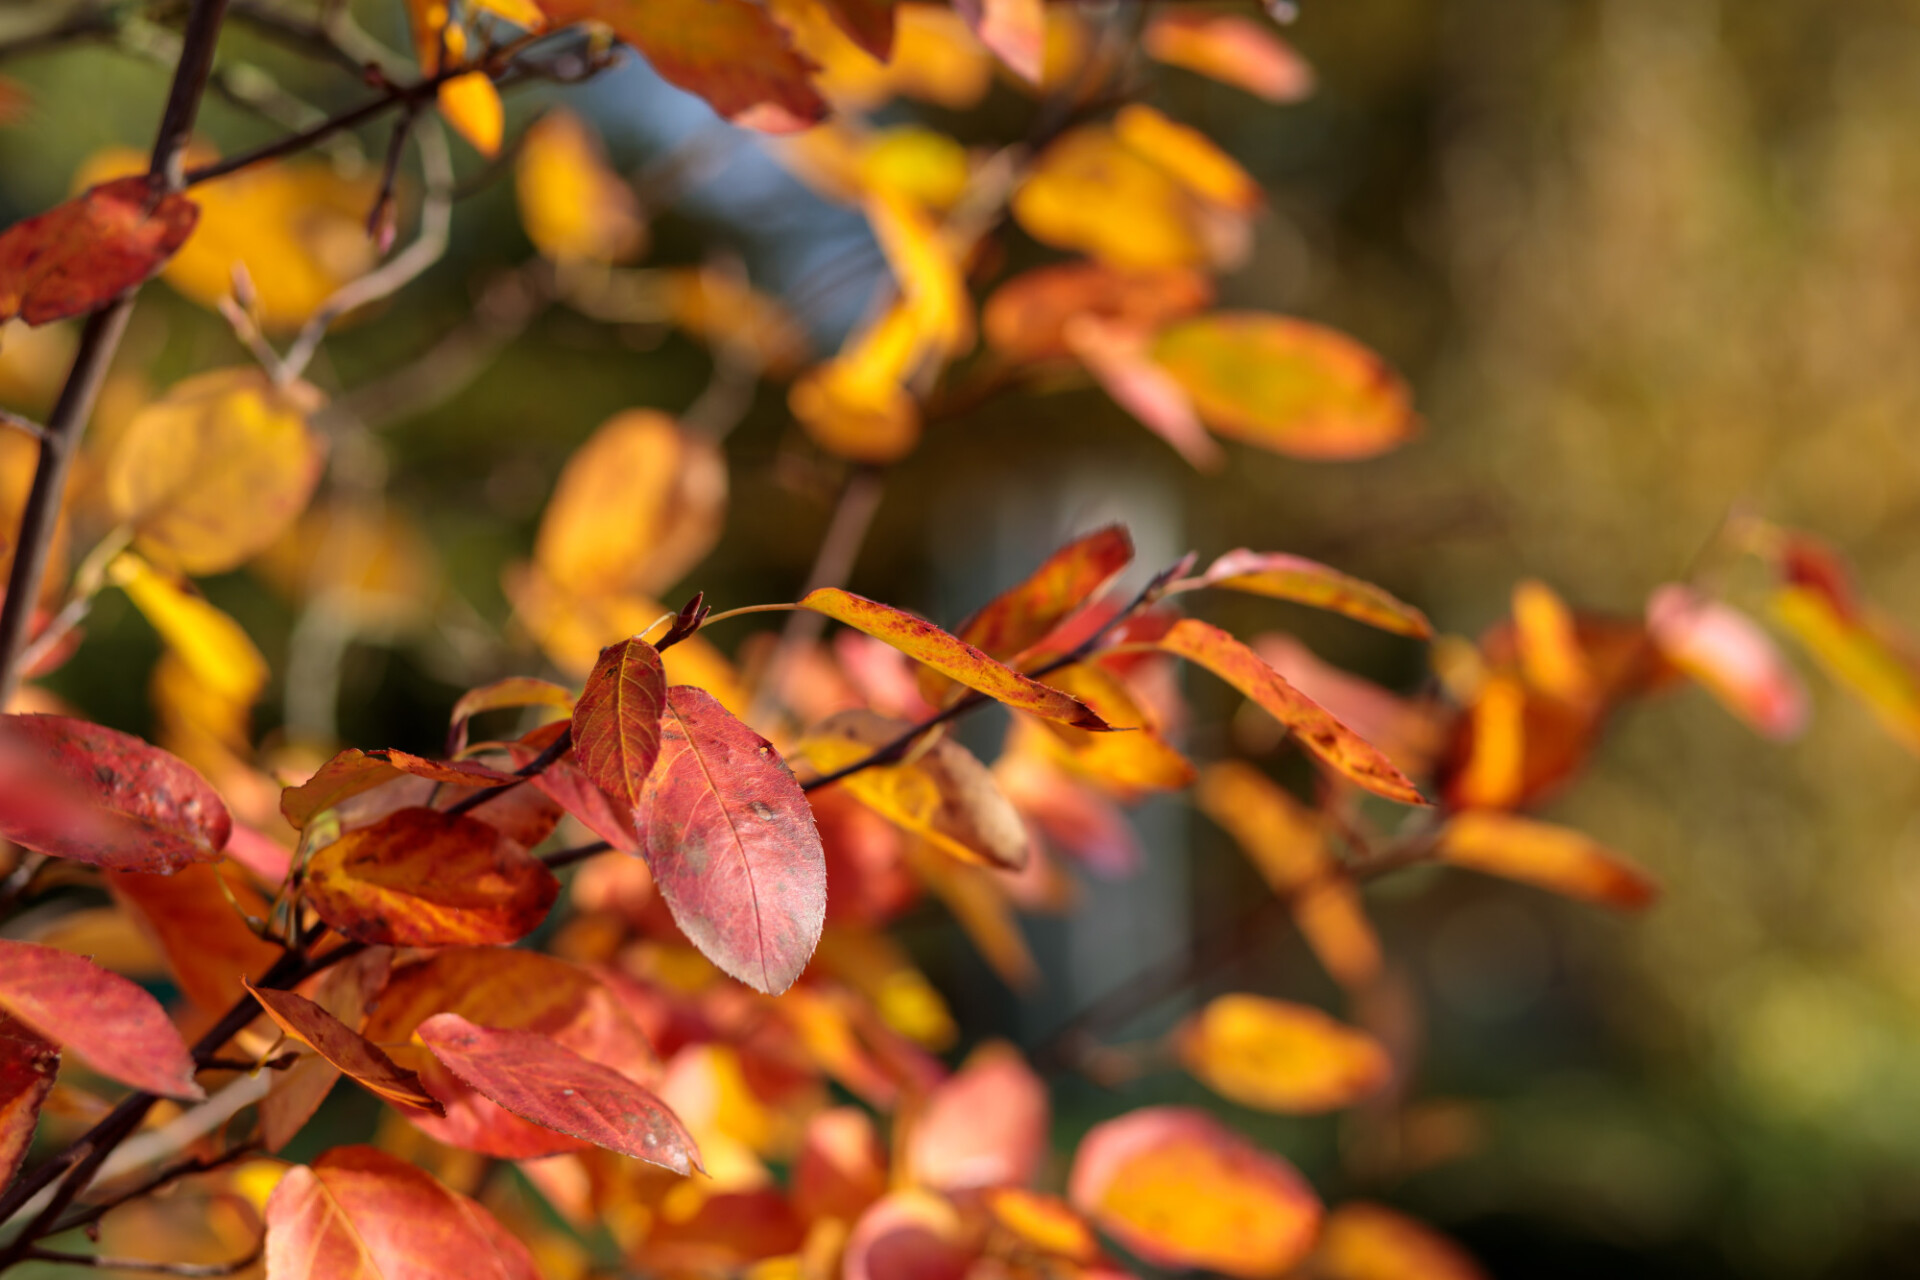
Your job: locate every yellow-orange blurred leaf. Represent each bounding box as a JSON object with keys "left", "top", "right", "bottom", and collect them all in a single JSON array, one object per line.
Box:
[
  {"left": 1114, "top": 105, "right": 1261, "bottom": 212},
  {"left": 1647, "top": 583, "right": 1807, "bottom": 739},
  {"left": 1438, "top": 812, "right": 1657, "bottom": 910},
  {"left": 983, "top": 261, "right": 1212, "bottom": 363},
  {"left": 905, "top": 841, "right": 1036, "bottom": 990},
  {"left": 663, "top": 266, "right": 812, "bottom": 375},
  {"left": 1153, "top": 314, "right": 1419, "bottom": 460},
  {"left": 1449, "top": 670, "right": 1525, "bottom": 810},
  {"left": 253, "top": 499, "right": 439, "bottom": 628},
  {"left": 109, "top": 551, "right": 267, "bottom": 708},
  {"left": 1772, "top": 584, "right": 1920, "bottom": 752},
  {"left": 790, "top": 303, "right": 923, "bottom": 464},
  {"left": 1177, "top": 994, "right": 1392, "bottom": 1114},
  {"left": 1143, "top": 11, "right": 1315, "bottom": 103},
  {"left": 1035, "top": 663, "right": 1194, "bottom": 793},
  {"left": 1310, "top": 1201, "right": 1488, "bottom": 1280},
  {"left": 1512, "top": 579, "right": 1594, "bottom": 706},
  {"left": 778, "top": 1, "right": 991, "bottom": 111},
  {"left": 1013, "top": 125, "right": 1207, "bottom": 270},
  {"left": 439, "top": 71, "right": 504, "bottom": 157},
  {"left": 515, "top": 109, "right": 645, "bottom": 265},
  {"left": 984, "top": 1188, "right": 1102, "bottom": 1264},
  {"left": 106, "top": 367, "right": 326, "bottom": 576},
  {"left": 866, "top": 191, "right": 972, "bottom": 358}
]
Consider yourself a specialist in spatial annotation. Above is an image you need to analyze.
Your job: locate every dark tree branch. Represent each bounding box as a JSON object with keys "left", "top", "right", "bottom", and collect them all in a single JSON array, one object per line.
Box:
[
  {"left": 24, "top": 1242, "right": 263, "bottom": 1275},
  {"left": 442, "top": 727, "right": 573, "bottom": 818},
  {"left": 541, "top": 840, "right": 612, "bottom": 871}
]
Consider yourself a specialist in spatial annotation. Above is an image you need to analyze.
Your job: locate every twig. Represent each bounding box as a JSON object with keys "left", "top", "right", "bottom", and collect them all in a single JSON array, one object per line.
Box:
[
  {"left": 0, "top": 6, "right": 119, "bottom": 61},
  {"left": 52, "top": 1147, "right": 261, "bottom": 1237},
  {"left": 441, "top": 727, "right": 573, "bottom": 818},
  {"left": 24, "top": 1242, "right": 263, "bottom": 1275},
  {"left": 0, "top": 411, "right": 45, "bottom": 442},
  {"left": 541, "top": 840, "right": 612, "bottom": 871}
]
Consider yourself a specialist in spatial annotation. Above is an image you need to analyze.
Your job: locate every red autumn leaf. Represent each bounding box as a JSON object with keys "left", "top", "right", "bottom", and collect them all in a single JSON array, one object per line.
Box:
[
  {"left": 0, "top": 938, "right": 202, "bottom": 1100},
  {"left": 246, "top": 980, "right": 442, "bottom": 1115},
  {"left": 1647, "top": 583, "right": 1808, "bottom": 740},
  {"left": 301, "top": 807, "right": 559, "bottom": 946},
  {"left": 800, "top": 588, "right": 1111, "bottom": 730},
  {"left": 538, "top": 0, "right": 826, "bottom": 130},
  {"left": 280, "top": 747, "right": 517, "bottom": 829},
  {"left": 0, "top": 713, "right": 229, "bottom": 872},
  {"left": 259, "top": 949, "right": 393, "bottom": 1153},
  {"left": 816, "top": 0, "right": 895, "bottom": 58},
  {"left": 416, "top": 1012, "right": 701, "bottom": 1174},
  {"left": 1437, "top": 812, "right": 1658, "bottom": 910},
  {"left": 1158, "top": 619, "right": 1427, "bottom": 805},
  {"left": 844, "top": 1190, "right": 980, "bottom": 1280},
  {"left": 904, "top": 1041, "right": 1048, "bottom": 1191},
  {"left": 0, "top": 176, "right": 198, "bottom": 326},
  {"left": 529, "top": 755, "right": 641, "bottom": 853},
  {"left": 795, "top": 1105, "right": 889, "bottom": 1224},
  {"left": 1069, "top": 1105, "right": 1322, "bottom": 1277},
  {"left": 1186, "top": 548, "right": 1434, "bottom": 638},
  {"left": 638, "top": 686, "right": 827, "bottom": 994},
  {"left": 108, "top": 863, "right": 282, "bottom": 1013},
  {"left": 263, "top": 1144, "right": 540, "bottom": 1280},
  {"left": 0, "top": 1013, "right": 57, "bottom": 1192},
  {"left": 943, "top": 524, "right": 1134, "bottom": 676},
  {"left": 571, "top": 636, "right": 667, "bottom": 813}
]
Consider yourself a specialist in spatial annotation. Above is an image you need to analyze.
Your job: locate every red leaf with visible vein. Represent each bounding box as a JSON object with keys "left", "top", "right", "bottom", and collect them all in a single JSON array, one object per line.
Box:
[
  {"left": 0, "top": 939, "right": 202, "bottom": 1100},
  {"left": 571, "top": 637, "right": 667, "bottom": 813},
  {"left": 280, "top": 747, "right": 517, "bottom": 829},
  {"left": 0, "top": 177, "right": 198, "bottom": 326},
  {"left": 800, "top": 588, "right": 1111, "bottom": 730},
  {"left": 638, "top": 686, "right": 826, "bottom": 994},
  {"left": 0, "top": 1013, "right": 57, "bottom": 1191},
  {"left": 538, "top": 0, "right": 826, "bottom": 130},
  {"left": 1187, "top": 549, "right": 1433, "bottom": 638},
  {"left": 302, "top": 807, "right": 559, "bottom": 946},
  {"left": 0, "top": 714, "right": 228, "bottom": 872},
  {"left": 417, "top": 1013, "right": 701, "bottom": 1174},
  {"left": 1158, "top": 620, "right": 1427, "bottom": 805},
  {"left": 264, "top": 1145, "right": 540, "bottom": 1280},
  {"left": 246, "top": 981, "right": 442, "bottom": 1114}
]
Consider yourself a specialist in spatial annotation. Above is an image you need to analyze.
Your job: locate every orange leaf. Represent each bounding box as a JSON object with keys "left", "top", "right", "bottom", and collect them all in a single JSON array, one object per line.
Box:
[
  {"left": 1647, "top": 584, "right": 1807, "bottom": 739},
  {"left": 0, "top": 938, "right": 202, "bottom": 1099},
  {"left": 1438, "top": 812, "right": 1657, "bottom": 910},
  {"left": 0, "top": 177, "right": 197, "bottom": 326},
  {"left": 259, "top": 948, "right": 392, "bottom": 1152},
  {"left": 639, "top": 687, "right": 827, "bottom": 994},
  {"left": 1064, "top": 313, "right": 1223, "bottom": 470},
  {"left": 1176, "top": 994, "right": 1392, "bottom": 1114},
  {"left": 794, "top": 1105, "right": 889, "bottom": 1223},
  {"left": 1030, "top": 663, "right": 1195, "bottom": 793},
  {"left": 0, "top": 1013, "right": 57, "bottom": 1192},
  {"left": 1013, "top": 126, "right": 1209, "bottom": 270},
  {"left": 438, "top": 71, "right": 504, "bottom": 157},
  {"left": 1161, "top": 620, "right": 1426, "bottom": 805},
  {"left": 799, "top": 588, "right": 1110, "bottom": 729},
  {"left": 571, "top": 636, "right": 668, "bottom": 813},
  {"left": 264, "top": 1145, "right": 541, "bottom": 1280},
  {"left": 0, "top": 713, "right": 230, "bottom": 872},
  {"left": 1310, "top": 1201, "right": 1488, "bottom": 1280},
  {"left": 953, "top": 0, "right": 1042, "bottom": 81},
  {"left": 107, "top": 863, "right": 281, "bottom": 1013},
  {"left": 302, "top": 807, "right": 559, "bottom": 946},
  {"left": 904, "top": 1040, "right": 1047, "bottom": 1191},
  {"left": 1188, "top": 549, "right": 1432, "bottom": 638},
  {"left": 1142, "top": 10, "right": 1315, "bottom": 102},
  {"left": 1113, "top": 105, "right": 1261, "bottom": 213},
  {"left": 844, "top": 1190, "right": 979, "bottom": 1280},
  {"left": 418, "top": 1014, "right": 700, "bottom": 1174},
  {"left": 448, "top": 676, "right": 574, "bottom": 754},
  {"left": 539, "top": 0, "right": 827, "bottom": 129},
  {"left": 1068, "top": 1105, "right": 1321, "bottom": 1277},
  {"left": 280, "top": 747, "right": 516, "bottom": 829},
  {"left": 1511, "top": 579, "right": 1595, "bottom": 706},
  {"left": 983, "top": 1188, "right": 1103, "bottom": 1264},
  {"left": 246, "top": 980, "right": 441, "bottom": 1114},
  {"left": 514, "top": 109, "right": 646, "bottom": 265},
  {"left": 983, "top": 260, "right": 1212, "bottom": 363},
  {"left": 948, "top": 524, "right": 1134, "bottom": 671},
  {"left": 1152, "top": 313, "right": 1418, "bottom": 460}
]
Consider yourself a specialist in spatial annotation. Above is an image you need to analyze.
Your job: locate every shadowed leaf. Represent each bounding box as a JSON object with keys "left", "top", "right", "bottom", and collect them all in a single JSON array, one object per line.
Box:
[
  {"left": 449, "top": 677, "right": 573, "bottom": 753},
  {"left": 0, "top": 177, "right": 198, "bottom": 326},
  {"left": 108, "top": 863, "right": 281, "bottom": 1013},
  {"left": 247, "top": 980, "right": 440, "bottom": 1114},
  {"left": 281, "top": 748, "right": 517, "bottom": 829},
  {"left": 0, "top": 939, "right": 202, "bottom": 1099},
  {"left": 0, "top": 1013, "right": 57, "bottom": 1191}
]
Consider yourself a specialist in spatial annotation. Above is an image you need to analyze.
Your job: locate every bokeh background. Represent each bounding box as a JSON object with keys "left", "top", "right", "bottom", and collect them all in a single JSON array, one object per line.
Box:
[{"left": 4, "top": 0, "right": 1920, "bottom": 1275}]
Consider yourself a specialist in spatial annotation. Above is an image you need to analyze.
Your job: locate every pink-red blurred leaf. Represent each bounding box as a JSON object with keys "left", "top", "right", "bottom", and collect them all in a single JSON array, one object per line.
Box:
[
  {"left": 844, "top": 1190, "right": 978, "bottom": 1280},
  {"left": 0, "top": 938, "right": 202, "bottom": 1099},
  {"left": 905, "top": 1040, "right": 1047, "bottom": 1191},
  {"left": 1142, "top": 11, "right": 1315, "bottom": 103},
  {"left": 0, "top": 177, "right": 198, "bottom": 326},
  {"left": 952, "top": 0, "right": 1041, "bottom": 81},
  {"left": 1647, "top": 584, "right": 1807, "bottom": 739}
]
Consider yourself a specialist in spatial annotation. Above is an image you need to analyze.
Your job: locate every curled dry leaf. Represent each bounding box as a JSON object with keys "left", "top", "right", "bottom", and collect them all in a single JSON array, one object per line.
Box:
[
  {"left": 904, "top": 1040, "right": 1048, "bottom": 1191},
  {"left": 260, "top": 948, "right": 393, "bottom": 1152},
  {"left": 301, "top": 807, "right": 560, "bottom": 946},
  {"left": 1189, "top": 549, "right": 1433, "bottom": 638},
  {"left": 1142, "top": 10, "right": 1316, "bottom": 102},
  {"left": 797, "top": 709, "right": 1030, "bottom": 870},
  {"left": 0, "top": 938, "right": 203, "bottom": 1100},
  {"left": 1648, "top": 584, "right": 1807, "bottom": 739},
  {"left": 1176, "top": 994, "right": 1393, "bottom": 1114},
  {"left": 1310, "top": 1201, "right": 1489, "bottom": 1280},
  {"left": 571, "top": 636, "right": 667, "bottom": 814},
  {"left": 638, "top": 687, "right": 827, "bottom": 994},
  {"left": 1438, "top": 811, "right": 1657, "bottom": 910},
  {"left": 105, "top": 367, "right": 326, "bottom": 576},
  {"left": 281, "top": 747, "right": 517, "bottom": 829},
  {"left": 264, "top": 1145, "right": 541, "bottom": 1280},
  {"left": 0, "top": 1013, "right": 58, "bottom": 1191},
  {"left": 800, "top": 588, "right": 1110, "bottom": 730},
  {"left": 0, "top": 176, "right": 198, "bottom": 326},
  {"left": 1161, "top": 620, "right": 1427, "bottom": 805},
  {"left": 416, "top": 1013, "right": 702, "bottom": 1174},
  {"left": 246, "top": 980, "right": 441, "bottom": 1114},
  {"left": 1069, "top": 1105, "right": 1322, "bottom": 1278},
  {"left": 0, "top": 713, "right": 230, "bottom": 872},
  {"left": 448, "top": 676, "right": 573, "bottom": 754},
  {"left": 1152, "top": 313, "right": 1418, "bottom": 460}
]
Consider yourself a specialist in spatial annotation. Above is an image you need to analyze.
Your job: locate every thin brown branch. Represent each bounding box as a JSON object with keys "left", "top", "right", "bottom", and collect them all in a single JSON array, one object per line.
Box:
[
  {"left": 441, "top": 726, "right": 573, "bottom": 818},
  {"left": 0, "top": 6, "right": 119, "bottom": 61},
  {"left": 52, "top": 1147, "right": 261, "bottom": 1237},
  {"left": 25, "top": 1241, "right": 263, "bottom": 1276},
  {"left": 0, "top": 410, "right": 45, "bottom": 442},
  {"left": 541, "top": 840, "right": 613, "bottom": 871}
]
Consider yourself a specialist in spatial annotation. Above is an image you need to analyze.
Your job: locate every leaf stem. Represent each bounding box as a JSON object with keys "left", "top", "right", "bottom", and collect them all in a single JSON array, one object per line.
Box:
[{"left": 696, "top": 602, "right": 801, "bottom": 629}]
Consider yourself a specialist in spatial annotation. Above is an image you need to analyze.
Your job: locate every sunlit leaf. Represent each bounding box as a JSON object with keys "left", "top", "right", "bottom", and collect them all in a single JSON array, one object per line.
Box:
[
  {"left": 1511, "top": 579, "right": 1595, "bottom": 706},
  {"left": 259, "top": 948, "right": 391, "bottom": 1152},
  {"left": 106, "top": 367, "right": 326, "bottom": 576},
  {"left": 1187, "top": 549, "right": 1433, "bottom": 638},
  {"left": 0, "top": 713, "right": 230, "bottom": 872},
  {"left": 1647, "top": 584, "right": 1806, "bottom": 739},
  {"left": 1438, "top": 811, "right": 1657, "bottom": 910},
  {"left": 992, "top": 747, "right": 1144, "bottom": 878},
  {"left": 797, "top": 709, "right": 1030, "bottom": 870},
  {"left": 1152, "top": 313, "right": 1418, "bottom": 460},
  {"left": 1068, "top": 1105, "right": 1321, "bottom": 1277},
  {"left": 866, "top": 190, "right": 972, "bottom": 357},
  {"left": 109, "top": 550, "right": 269, "bottom": 707},
  {"left": 952, "top": 0, "right": 1041, "bottom": 81},
  {"left": 1013, "top": 125, "right": 1208, "bottom": 270},
  {"left": 449, "top": 677, "right": 574, "bottom": 753},
  {"left": 0, "top": 938, "right": 202, "bottom": 1099},
  {"left": 302, "top": 807, "right": 560, "bottom": 946},
  {"left": 1309, "top": 1201, "right": 1489, "bottom": 1280},
  {"left": 440, "top": 70, "right": 505, "bottom": 157},
  {"left": 1113, "top": 105, "right": 1261, "bottom": 212},
  {"left": 983, "top": 260, "right": 1212, "bottom": 363},
  {"left": 639, "top": 687, "right": 827, "bottom": 994},
  {"left": 1772, "top": 585, "right": 1920, "bottom": 752},
  {"left": 780, "top": 1, "right": 990, "bottom": 111},
  {"left": 904, "top": 1040, "right": 1047, "bottom": 1190},
  {"left": 264, "top": 1145, "right": 541, "bottom": 1280},
  {"left": 1030, "top": 663, "right": 1195, "bottom": 793},
  {"left": 280, "top": 747, "right": 516, "bottom": 829},
  {"left": 514, "top": 108, "right": 646, "bottom": 265},
  {"left": 799, "top": 588, "right": 1110, "bottom": 729},
  {"left": 572, "top": 636, "right": 667, "bottom": 815},
  {"left": 247, "top": 980, "right": 442, "bottom": 1114},
  {"left": 0, "top": 1013, "right": 56, "bottom": 1192},
  {"left": 663, "top": 265, "right": 812, "bottom": 374},
  {"left": 417, "top": 1013, "right": 701, "bottom": 1174},
  {"left": 1142, "top": 10, "right": 1315, "bottom": 102},
  {"left": 1162, "top": 620, "right": 1426, "bottom": 804},
  {"left": 108, "top": 862, "right": 280, "bottom": 1013},
  {"left": 535, "top": 410, "right": 727, "bottom": 598},
  {"left": 939, "top": 525, "right": 1134, "bottom": 684},
  {"left": 984, "top": 1188, "right": 1103, "bottom": 1264},
  {"left": 789, "top": 303, "right": 923, "bottom": 463},
  {"left": 1177, "top": 994, "right": 1392, "bottom": 1114},
  {"left": 0, "top": 176, "right": 198, "bottom": 326}
]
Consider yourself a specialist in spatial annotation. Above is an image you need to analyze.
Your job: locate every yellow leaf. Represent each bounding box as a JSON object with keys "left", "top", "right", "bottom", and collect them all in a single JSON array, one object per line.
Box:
[
  {"left": 789, "top": 303, "right": 923, "bottom": 464},
  {"left": 110, "top": 551, "right": 267, "bottom": 708},
  {"left": 1438, "top": 812, "right": 1657, "bottom": 910},
  {"left": 1013, "top": 125, "right": 1207, "bottom": 270},
  {"left": 662, "top": 267, "right": 811, "bottom": 375},
  {"left": 252, "top": 500, "right": 439, "bottom": 628},
  {"left": 1772, "top": 584, "right": 1920, "bottom": 751},
  {"left": 1114, "top": 105, "right": 1261, "bottom": 213},
  {"left": 859, "top": 127, "right": 970, "bottom": 212},
  {"left": 1176, "top": 994, "right": 1392, "bottom": 1114},
  {"left": 1311, "top": 1202, "right": 1488, "bottom": 1280},
  {"left": 439, "top": 71, "right": 504, "bottom": 157},
  {"left": 1034, "top": 663, "right": 1195, "bottom": 793},
  {"left": 515, "top": 109, "right": 646, "bottom": 265},
  {"left": 106, "top": 367, "right": 326, "bottom": 576},
  {"left": 865, "top": 191, "right": 973, "bottom": 358},
  {"left": 1512, "top": 579, "right": 1594, "bottom": 706},
  {"left": 534, "top": 409, "right": 726, "bottom": 598},
  {"left": 776, "top": 0, "right": 991, "bottom": 111}
]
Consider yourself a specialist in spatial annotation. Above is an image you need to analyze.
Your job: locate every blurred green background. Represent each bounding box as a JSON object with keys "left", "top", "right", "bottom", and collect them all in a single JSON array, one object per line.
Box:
[{"left": 5, "top": 1, "right": 1920, "bottom": 1275}]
